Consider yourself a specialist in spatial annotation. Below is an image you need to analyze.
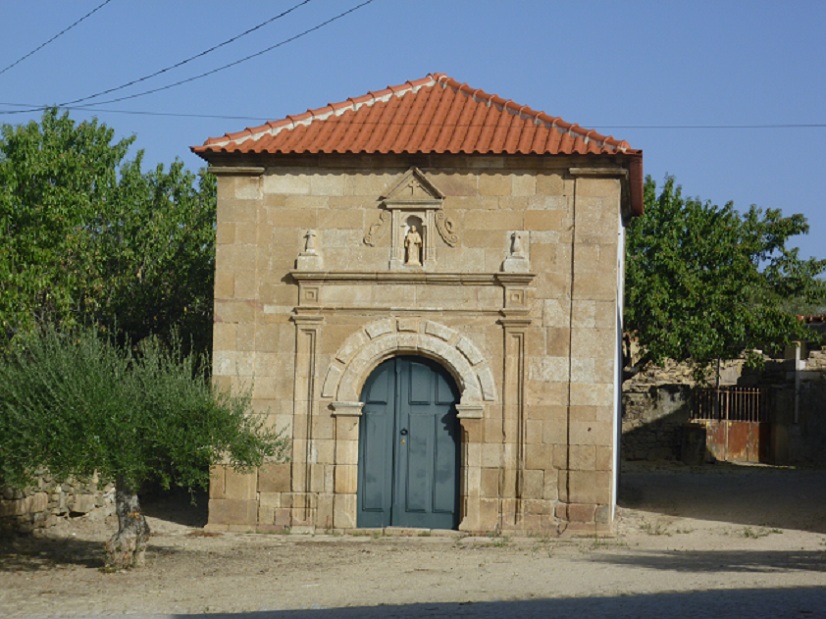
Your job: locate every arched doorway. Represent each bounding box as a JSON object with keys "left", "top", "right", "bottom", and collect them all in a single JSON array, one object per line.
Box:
[{"left": 357, "top": 355, "right": 460, "bottom": 529}]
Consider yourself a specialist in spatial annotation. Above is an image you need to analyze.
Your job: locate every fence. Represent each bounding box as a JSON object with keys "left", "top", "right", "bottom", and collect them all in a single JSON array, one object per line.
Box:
[{"left": 691, "top": 386, "right": 770, "bottom": 422}]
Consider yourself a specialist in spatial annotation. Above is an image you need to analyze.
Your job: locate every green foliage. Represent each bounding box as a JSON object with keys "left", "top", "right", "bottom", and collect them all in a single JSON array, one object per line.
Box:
[
  {"left": 95, "top": 157, "right": 217, "bottom": 356},
  {"left": 625, "top": 176, "right": 826, "bottom": 371},
  {"left": 0, "top": 108, "right": 216, "bottom": 355},
  {"left": 0, "top": 108, "right": 131, "bottom": 338},
  {"left": 0, "top": 326, "right": 287, "bottom": 493}
]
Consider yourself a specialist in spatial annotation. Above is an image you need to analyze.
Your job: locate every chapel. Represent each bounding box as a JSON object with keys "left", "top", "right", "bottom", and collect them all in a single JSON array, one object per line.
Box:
[{"left": 193, "top": 73, "right": 643, "bottom": 534}]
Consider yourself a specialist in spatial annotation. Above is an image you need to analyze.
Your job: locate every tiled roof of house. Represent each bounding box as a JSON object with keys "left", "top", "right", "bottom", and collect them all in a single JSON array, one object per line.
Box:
[
  {"left": 195, "top": 73, "right": 641, "bottom": 157},
  {"left": 193, "top": 73, "right": 644, "bottom": 214}
]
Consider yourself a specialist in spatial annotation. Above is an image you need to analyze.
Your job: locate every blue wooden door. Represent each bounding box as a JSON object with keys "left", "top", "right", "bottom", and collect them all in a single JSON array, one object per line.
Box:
[{"left": 357, "top": 356, "right": 460, "bottom": 529}]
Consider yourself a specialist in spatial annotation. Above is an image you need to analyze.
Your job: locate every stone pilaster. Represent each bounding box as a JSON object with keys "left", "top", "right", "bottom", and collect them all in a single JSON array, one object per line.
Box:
[
  {"left": 290, "top": 314, "right": 324, "bottom": 530},
  {"left": 330, "top": 401, "right": 363, "bottom": 529},
  {"left": 456, "top": 404, "right": 483, "bottom": 531}
]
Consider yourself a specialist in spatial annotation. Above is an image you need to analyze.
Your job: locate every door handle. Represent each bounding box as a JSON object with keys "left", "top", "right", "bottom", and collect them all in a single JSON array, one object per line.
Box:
[{"left": 400, "top": 428, "right": 408, "bottom": 436}]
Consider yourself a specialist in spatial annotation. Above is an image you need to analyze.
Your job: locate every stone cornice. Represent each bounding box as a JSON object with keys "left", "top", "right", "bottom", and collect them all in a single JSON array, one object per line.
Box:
[
  {"left": 208, "top": 165, "right": 264, "bottom": 176},
  {"left": 291, "top": 271, "right": 535, "bottom": 285}
]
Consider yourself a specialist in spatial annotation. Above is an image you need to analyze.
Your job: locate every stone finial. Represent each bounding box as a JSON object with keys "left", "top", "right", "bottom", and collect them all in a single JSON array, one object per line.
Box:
[
  {"left": 502, "top": 231, "right": 530, "bottom": 273},
  {"left": 303, "top": 229, "right": 318, "bottom": 255},
  {"left": 510, "top": 231, "right": 524, "bottom": 257},
  {"left": 296, "top": 229, "right": 323, "bottom": 270}
]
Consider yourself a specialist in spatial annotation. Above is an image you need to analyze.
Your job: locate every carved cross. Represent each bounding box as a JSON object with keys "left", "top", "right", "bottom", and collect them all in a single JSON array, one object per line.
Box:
[{"left": 304, "top": 229, "right": 317, "bottom": 254}]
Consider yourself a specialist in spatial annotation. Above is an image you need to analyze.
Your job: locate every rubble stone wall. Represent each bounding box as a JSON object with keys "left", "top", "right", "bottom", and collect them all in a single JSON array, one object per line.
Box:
[
  {"left": 622, "top": 346, "right": 826, "bottom": 463},
  {"left": 0, "top": 474, "right": 114, "bottom": 534}
]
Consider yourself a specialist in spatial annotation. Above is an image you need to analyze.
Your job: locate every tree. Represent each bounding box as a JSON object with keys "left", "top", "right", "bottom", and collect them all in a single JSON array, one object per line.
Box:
[
  {"left": 94, "top": 155, "right": 216, "bottom": 356},
  {"left": 0, "top": 326, "right": 286, "bottom": 569},
  {"left": 0, "top": 108, "right": 130, "bottom": 341},
  {"left": 0, "top": 109, "right": 216, "bottom": 355},
  {"left": 625, "top": 176, "right": 826, "bottom": 376}
]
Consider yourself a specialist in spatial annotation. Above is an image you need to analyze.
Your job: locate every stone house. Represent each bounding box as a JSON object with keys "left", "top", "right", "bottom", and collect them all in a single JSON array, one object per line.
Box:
[{"left": 192, "top": 73, "right": 643, "bottom": 534}]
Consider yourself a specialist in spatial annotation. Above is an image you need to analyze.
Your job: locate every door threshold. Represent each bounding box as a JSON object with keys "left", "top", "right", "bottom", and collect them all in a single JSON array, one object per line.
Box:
[{"left": 383, "top": 526, "right": 463, "bottom": 538}]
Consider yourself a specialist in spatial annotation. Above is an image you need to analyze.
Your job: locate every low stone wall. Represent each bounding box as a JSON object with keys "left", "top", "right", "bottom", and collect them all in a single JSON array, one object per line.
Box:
[
  {"left": 622, "top": 346, "right": 826, "bottom": 463},
  {"left": 622, "top": 383, "right": 692, "bottom": 461},
  {"left": 1, "top": 474, "right": 114, "bottom": 534},
  {"left": 621, "top": 359, "right": 696, "bottom": 461}
]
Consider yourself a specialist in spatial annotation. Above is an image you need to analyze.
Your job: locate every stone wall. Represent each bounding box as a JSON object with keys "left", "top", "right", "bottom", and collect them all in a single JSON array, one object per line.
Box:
[
  {"left": 0, "top": 474, "right": 114, "bottom": 534},
  {"left": 621, "top": 345, "right": 826, "bottom": 463},
  {"left": 207, "top": 154, "right": 628, "bottom": 534},
  {"left": 622, "top": 359, "right": 708, "bottom": 461},
  {"left": 773, "top": 345, "right": 826, "bottom": 465}
]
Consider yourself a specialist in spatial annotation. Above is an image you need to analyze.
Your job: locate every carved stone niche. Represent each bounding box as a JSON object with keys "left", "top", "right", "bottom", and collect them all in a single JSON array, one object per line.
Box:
[{"left": 364, "top": 167, "right": 459, "bottom": 271}]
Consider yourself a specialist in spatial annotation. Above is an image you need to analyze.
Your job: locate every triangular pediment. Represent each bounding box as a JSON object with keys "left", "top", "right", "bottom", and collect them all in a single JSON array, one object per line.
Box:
[{"left": 382, "top": 167, "right": 444, "bottom": 206}]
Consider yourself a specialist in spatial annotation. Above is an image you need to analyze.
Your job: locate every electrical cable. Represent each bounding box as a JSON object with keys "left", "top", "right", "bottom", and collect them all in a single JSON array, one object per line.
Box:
[
  {"left": 70, "top": 0, "right": 376, "bottom": 108},
  {"left": 1, "top": 100, "right": 823, "bottom": 130},
  {"left": 0, "top": 0, "right": 114, "bottom": 78},
  {"left": 0, "top": 0, "right": 374, "bottom": 116},
  {"left": 61, "top": 0, "right": 312, "bottom": 107},
  {"left": 0, "top": 101, "right": 271, "bottom": 122}
]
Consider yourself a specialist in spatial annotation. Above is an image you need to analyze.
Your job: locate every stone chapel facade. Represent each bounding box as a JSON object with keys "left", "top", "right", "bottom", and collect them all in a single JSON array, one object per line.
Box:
[{"left": 193, "top": 73, "right": 643, "bottom": 535}]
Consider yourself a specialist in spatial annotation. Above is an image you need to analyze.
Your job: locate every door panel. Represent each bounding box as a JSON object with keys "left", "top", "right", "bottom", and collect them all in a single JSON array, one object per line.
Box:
[
  {"left": 357, "top": 363, "right": 395, "bottom": 526},
  {"left": 357, "top": 356, "right": 459, "bottom": 529}
]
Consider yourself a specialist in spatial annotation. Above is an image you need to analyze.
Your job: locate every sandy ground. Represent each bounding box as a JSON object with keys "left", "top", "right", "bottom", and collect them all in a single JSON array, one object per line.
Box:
[{"left": 1, "top": 462, "right": 825, "bottom": 618}]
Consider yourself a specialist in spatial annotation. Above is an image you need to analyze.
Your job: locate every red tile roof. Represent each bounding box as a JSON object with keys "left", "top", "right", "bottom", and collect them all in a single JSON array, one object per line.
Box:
[
  {"left": 195, "top": 72, "right": 640, "bottom": 156},
  {"left": 193, "top": 73, "right": 643, "bottom": 214}
]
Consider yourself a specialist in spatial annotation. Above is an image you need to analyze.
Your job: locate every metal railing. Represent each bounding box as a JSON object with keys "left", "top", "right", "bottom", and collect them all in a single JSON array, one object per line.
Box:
[{"left": 691, "top": 386, "right": 770, "bottom": 423}]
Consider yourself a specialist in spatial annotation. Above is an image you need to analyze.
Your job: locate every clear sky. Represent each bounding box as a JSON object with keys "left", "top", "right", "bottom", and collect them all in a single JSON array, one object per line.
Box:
[{"left": 2, "top": 0, "right": 824, "bottom": 261}]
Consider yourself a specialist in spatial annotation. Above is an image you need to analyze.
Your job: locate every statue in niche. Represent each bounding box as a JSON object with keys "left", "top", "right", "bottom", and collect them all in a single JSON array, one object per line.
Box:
[{"left": 404, "top": 225, "right": 423, "bottom": 266}]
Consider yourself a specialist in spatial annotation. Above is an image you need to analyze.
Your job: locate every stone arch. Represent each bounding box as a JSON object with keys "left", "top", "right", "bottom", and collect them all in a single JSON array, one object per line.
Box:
[{"left": 322, "top": 318, "right": 496, "bottom": 407}]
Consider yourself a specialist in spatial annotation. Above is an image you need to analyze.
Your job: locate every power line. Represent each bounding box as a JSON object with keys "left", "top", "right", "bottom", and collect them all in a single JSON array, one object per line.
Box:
[
  {"left": 0, "top": 0, "right": 114, "bottom": 78},
  {"left": 71, "top": 0, "right": 376, "bottom": 108},
  {"left": 62, "top": 0, "right": 312, "bottom": 107},
  {"left": 593, "top": 124, "right": 826, "bottom": 130},
  {"left": 0, "top": 101, "right": 271, "bottom": 122},
  {"left": 0, "top": 0, "right": 375, "bottom": 116},
  {"left": 1, "top": 102, "right": 823, "bottom": 129}
]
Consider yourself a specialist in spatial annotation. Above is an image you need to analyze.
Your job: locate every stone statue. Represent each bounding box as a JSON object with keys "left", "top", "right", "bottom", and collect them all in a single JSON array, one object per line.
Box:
[{"left": 404, "top": 225, "right": 423, "bottom": 266}]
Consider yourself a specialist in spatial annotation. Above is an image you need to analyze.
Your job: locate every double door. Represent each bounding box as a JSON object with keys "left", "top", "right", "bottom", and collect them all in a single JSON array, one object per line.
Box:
[{"left": 357, "top": 356, "right": 460, "bottom": 529}]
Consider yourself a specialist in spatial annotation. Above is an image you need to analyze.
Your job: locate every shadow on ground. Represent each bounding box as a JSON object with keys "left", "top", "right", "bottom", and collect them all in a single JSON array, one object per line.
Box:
[
  {"left": 619, "top": 462, "right": 826, "bottom": 534},
  {"left": 138, "top": 586, "right": 826, "bottom": 618},
  {"left": 591, "top": 548, "right": 826, "bottom": 573},
  {"left": 0, "top": 532, "right": 194, "bottom": 572},
  {"left": 0, "top": 486, "right": 206, "bottom": 572},
  {"left": 0, "top": 535, "right": 104, "bottom": 571}
]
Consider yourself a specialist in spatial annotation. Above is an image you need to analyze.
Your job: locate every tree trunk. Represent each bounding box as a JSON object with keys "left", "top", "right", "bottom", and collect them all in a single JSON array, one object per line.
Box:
[{"left": 104, "top": 479, "right": 150, "bottom": 569}]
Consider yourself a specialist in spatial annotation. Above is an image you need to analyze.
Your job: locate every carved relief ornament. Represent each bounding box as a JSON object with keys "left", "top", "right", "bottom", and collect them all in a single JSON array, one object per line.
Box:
[{"left": 363, "top": 167, "right": 460, "bottom": 269}]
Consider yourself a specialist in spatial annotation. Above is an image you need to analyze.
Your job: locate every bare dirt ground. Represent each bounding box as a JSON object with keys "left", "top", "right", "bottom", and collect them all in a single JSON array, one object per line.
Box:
[{"left": 1, "top": 462, "right": 825, "bottom": 619}]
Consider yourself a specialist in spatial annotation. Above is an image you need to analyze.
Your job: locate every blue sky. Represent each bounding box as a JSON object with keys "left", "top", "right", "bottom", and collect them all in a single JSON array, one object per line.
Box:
[{"left": 2, "top": 0, "right": 824, "bottom": 260}]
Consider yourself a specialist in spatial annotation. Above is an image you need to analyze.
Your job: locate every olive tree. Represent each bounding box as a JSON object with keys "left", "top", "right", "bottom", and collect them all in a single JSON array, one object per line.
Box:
[{"left": 0, "top": 327, "right": 286, "bottom": 569}]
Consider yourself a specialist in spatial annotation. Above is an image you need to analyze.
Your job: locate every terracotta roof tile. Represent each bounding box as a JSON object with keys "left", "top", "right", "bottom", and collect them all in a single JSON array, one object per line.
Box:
[
  {"left": 193, "top": 73, "right": 644, "bottom": 215},
  {"left": 193, "top": 73, "right": 640, "bottom": 158}
]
